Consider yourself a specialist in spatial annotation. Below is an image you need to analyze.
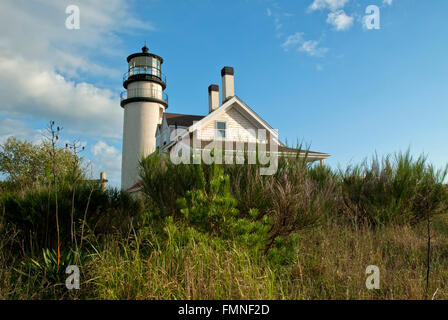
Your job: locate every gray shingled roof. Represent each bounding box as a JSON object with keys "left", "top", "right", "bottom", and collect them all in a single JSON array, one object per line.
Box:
[{"left": 164, "top": 113, "right": 204, "bottom": 127}]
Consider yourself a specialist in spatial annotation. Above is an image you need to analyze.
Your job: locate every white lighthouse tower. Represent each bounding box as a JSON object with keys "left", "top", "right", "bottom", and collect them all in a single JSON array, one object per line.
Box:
[{"left": 121, "top": 45, "right": 168, "bottom": 191}]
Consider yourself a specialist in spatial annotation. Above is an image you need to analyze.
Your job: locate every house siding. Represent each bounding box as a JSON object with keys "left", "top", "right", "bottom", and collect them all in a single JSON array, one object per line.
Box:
[{"left": 199, "top": 108, "right": 262, "bottom": 142}]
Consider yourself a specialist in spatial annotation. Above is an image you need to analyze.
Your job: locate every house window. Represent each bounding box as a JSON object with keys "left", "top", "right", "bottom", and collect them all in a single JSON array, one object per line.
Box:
[{"left": 216, "top": 121, "right": 226, "bottom": 138}]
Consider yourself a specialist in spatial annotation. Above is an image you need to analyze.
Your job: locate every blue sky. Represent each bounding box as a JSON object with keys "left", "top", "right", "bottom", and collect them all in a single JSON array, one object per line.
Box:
[{"left": 0, "top": 0, "right": 447, "bottom": 187}]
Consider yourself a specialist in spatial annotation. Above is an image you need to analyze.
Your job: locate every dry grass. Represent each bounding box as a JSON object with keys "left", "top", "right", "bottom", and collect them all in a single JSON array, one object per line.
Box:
[
  {"left": 1, "top": 215, "right": 447, "bottom": 299},
  {"left": 73, "top": 214, "right": 448, "bottom": 300},
  {"left": 291, "top": 216, "right": 448, "bottom": 299},
  {"left": 87, "top": 240, "right": 283, "bottom": 300}
]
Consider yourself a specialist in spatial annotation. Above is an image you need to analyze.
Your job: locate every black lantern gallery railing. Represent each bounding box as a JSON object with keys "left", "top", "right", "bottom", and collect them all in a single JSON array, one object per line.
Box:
[
  {"left": 120, "top": 88, "right": 168, "bottom": 104},
  {"left": 123, "top": 66, "right": 167, "bottom": 83}
]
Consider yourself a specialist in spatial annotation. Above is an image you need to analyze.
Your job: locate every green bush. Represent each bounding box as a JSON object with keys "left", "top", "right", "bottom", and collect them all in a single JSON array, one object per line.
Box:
[
  {"left": 140, "top": 153, "right": 334, "bottom": 264},
  {"left": 339, "top": 151, "right": 448, "bottom": 226},
  {"left": 0, "top": 183, "right": 144, "bottom": 253},
  {"left": 140, "top": 153, "right": 208, "bottom": 217},
  {"left": 176, "top": 165, "right": 271, "bottom": 258},
  {"left": 177, "top": 165, "right": 239, "bottom": 235}
]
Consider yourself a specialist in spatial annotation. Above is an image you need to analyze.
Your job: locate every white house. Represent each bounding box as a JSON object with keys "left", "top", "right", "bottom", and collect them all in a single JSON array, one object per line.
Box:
[{"left": 120, "top": 46, "right": 330, "bottom": 192}]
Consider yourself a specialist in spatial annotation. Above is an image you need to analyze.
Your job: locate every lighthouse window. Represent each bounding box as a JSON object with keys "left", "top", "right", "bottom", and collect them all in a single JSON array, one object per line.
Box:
[
  {"left": 128, "top": 57, "right": 161, "bottom": 78},
  {"left": 148, "top": 57, "right": 161, "bottom": 77},
  {"left": 216, "top": 121, "right": 226, "bottom": 138}
]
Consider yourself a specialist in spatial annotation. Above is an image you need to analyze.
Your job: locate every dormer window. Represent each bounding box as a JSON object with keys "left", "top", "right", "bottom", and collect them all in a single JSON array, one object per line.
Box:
[{"left": 216, "top": 121, "right": 226, "bottom": 138}]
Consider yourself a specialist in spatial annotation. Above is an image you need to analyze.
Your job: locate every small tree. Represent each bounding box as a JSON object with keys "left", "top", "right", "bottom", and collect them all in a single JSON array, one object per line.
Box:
[
  {"left": 176, "top": 164, "right": 272, "bottom": 258},
  {"left": 0, "top": 137, "right": 41, "bottom": 189},
  {"left": 0, "top": 136, "right": 82, "bottom": 190}
]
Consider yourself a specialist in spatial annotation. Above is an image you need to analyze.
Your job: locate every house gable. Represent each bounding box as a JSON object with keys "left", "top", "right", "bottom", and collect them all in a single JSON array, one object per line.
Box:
[
  {"left": 188, "top": 96, "right": 279, "bottom": 141},
  {"left": 159, "top": 96, "right": 330, "bottom": 162},
  {"left": 198, "top": 105, "right": 264, "bottom": 142}
]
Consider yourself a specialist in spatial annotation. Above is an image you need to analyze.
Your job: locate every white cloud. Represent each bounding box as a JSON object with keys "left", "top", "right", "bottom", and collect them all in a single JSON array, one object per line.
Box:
[
  {"left": 266, "top": 4, "right": 295, "bottom": 37},
  {"left": 0, "top": 0, "right": 152, "bottom": 187},
  {"left": 383, "top": 0, "right": 393, "bottom": 5},
  {"left": 308, "top": 0, "right": 354, "bottom": 32},
  {"left": 92, "top": 141, "right": 118, "bottom": 157},
  {"left": 0, "top": 118, "right": 44, "bottom": 144},
  {"left": 326, "top": 10, "right": 354, "bottom": 31},
  {"left": 0, "top": 54, "right": 122, "bottom": 138},
  {"left": 91, "top": 140, "right": 121, "bottom": 186},
  {"left": 308, "top": 0, "right": 349, "bottom": 12},
  {"left": 274, "top": 17, "right": 283, "bottom": 30},
  {"left": 0, "top": 0, "right": 152, "bottom": 139},
  {"left": 282, "top": 33, "right": 328, "bottom": 57},
  {"left": 282, "top": 33, "right": 304, "bottom": 51},
  {"left": 299, "top": 40, "right": 329, "bottom": 57},
  {"left": 0, "top": 1, "right": 153, "bottom": 79}
]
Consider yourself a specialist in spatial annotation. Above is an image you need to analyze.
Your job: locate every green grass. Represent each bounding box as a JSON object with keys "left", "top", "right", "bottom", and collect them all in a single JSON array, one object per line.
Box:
[{"left": 0, "top": 150, "right": 447, "bottom": 299}]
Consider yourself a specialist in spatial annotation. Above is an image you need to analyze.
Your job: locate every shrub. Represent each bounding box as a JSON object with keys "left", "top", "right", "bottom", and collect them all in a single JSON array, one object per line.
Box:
[
  {"left": 176, "top": 165, "right": 271, "bottom": 257},
  {"left": 222, "top": 155, "right": 335, "bottom": 256},
  {"left": 0, "top": 183, "right": 144, "bottom": 253},
  {"left": 140, "top": 153, "right": 208, "bottom": 217},
  {"left": 141, "top": 153, "right": 333, "bottom": 262},
  {"left": 339, "top": 151, "right": 448, "bottom": 226}
]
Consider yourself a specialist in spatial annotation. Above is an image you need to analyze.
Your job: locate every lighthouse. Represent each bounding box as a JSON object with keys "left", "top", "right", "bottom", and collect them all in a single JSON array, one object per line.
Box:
[{"left": 121, "top": 45, "right": 168, "bottom": 191}]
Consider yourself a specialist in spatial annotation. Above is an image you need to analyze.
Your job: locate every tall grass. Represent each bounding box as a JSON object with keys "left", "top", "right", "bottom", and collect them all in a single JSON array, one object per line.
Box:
[
  {"left": 339, "top": 151, "right": 448, "bottom": 226},
  {"left": 0, "top": 183, "right": 144, "bottom": 253},
  {"left": 0, "top": 150, "right": 447, "bottom": 299},
  {"left": 88, "top": 232, "right": 285, "bottom": 300}
]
